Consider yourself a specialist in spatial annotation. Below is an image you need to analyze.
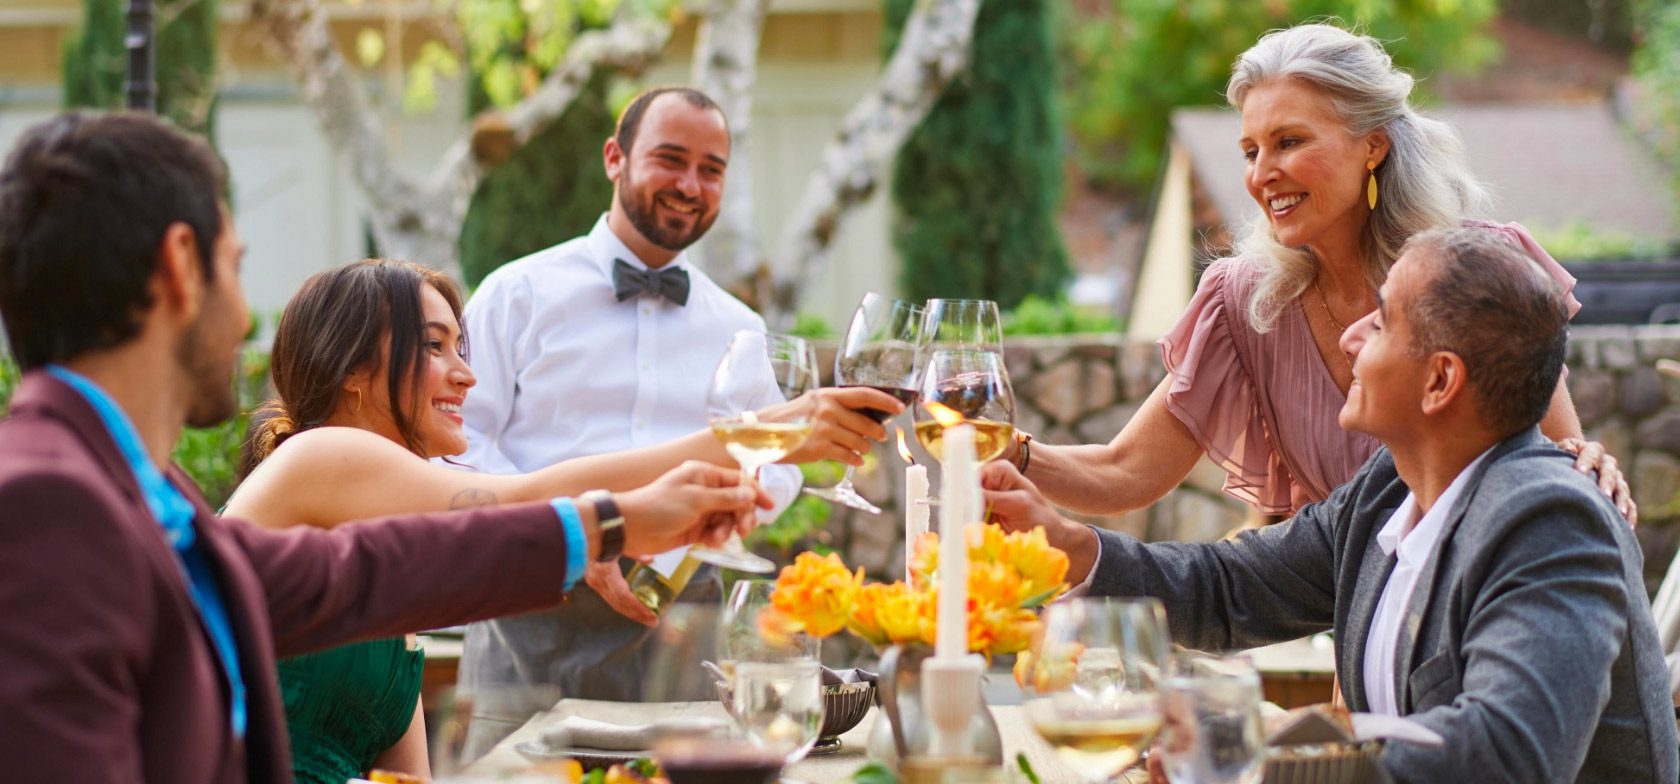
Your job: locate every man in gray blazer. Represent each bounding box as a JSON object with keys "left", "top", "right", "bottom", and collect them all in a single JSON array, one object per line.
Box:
[{"left": 985, "top": 227, "right": 1678, "bottom": 783}]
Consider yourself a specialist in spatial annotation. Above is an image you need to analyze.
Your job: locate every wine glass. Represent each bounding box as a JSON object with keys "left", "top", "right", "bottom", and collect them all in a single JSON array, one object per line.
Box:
[
  {"left": 804, "top": 293, "right": 925, "bottom": 514},
  {"left": 730, "top": 618, "right": 825, "bottom": 765},
  {"left": 1021, "top": 598, "right": 1170, "bottom": 783},
  {"left": 921, "top": 298, "right": 1003, "bottom": 354},
  {"left": 1158, "top": 653, "right": 1265, "bottom": 784},
  {"left": 913, "top": 349, "right": 1016, "bottom": 464},
  {"left": 721, "top": 579, "right": 818, "bottom": 673},
  {"left": 696, "top": 331, "right": 819, "bottom": 573},
  {"left": 645, "top": 605, "right": 786, "bottom": 784}
]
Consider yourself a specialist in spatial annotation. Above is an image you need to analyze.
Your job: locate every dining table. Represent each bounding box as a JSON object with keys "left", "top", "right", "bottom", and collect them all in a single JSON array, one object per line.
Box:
[{"left": 463, "top": 697, "right": 1152, "bottom": 783}]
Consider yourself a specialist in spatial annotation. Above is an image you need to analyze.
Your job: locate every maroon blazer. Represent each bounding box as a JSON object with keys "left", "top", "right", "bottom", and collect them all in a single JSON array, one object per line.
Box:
[{"left": 0, "top": 372, "right": 575, "bottom": 783}]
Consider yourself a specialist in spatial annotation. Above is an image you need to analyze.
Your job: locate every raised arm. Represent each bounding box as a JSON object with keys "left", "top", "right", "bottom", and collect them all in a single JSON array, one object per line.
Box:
[
  {"left": 227, "top": 388, "right": 901, "bottom": 530},
  {"left": 1006, "top": 376, "right": 1207, "bottom": 516}
]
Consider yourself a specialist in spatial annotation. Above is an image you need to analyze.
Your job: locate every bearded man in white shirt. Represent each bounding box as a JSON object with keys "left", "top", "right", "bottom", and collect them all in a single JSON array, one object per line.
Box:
[
  {"left": 455, "top": 87, "right": 899, "bottom": 754},
  {"left": 985, "top": 227, "right": 1676, "bottom": 783}
]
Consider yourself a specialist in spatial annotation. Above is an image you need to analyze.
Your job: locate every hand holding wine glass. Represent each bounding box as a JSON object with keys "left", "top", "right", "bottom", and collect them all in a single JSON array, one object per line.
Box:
[
  {"left": 805, "top": 293, "right": 925, "bottom": 513},
  {"left": 695, "top": 331, "right": 818, "bottom": 573}
]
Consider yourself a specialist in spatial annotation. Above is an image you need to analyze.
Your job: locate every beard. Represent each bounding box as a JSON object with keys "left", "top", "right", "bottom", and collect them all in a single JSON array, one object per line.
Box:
[
  {"left": 617, "top": 167, "right": 716, "bottom": 252},
  {"left": 176, "top": 302, "right": 240, "bottom": 429}
]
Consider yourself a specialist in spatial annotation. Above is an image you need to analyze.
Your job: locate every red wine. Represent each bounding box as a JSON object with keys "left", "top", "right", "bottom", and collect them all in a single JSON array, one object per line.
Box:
[
  {"left": 659, "top": 749, "right": 784, "bottom": 784},
  {"left": 841, "top": 384, "right": 919, "bottom": 423}
]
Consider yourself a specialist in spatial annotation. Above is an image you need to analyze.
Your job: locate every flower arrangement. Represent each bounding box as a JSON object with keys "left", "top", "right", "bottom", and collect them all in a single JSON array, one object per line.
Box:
[{"left": 766, "top": 524, "right": 1070, "bottom": 659}]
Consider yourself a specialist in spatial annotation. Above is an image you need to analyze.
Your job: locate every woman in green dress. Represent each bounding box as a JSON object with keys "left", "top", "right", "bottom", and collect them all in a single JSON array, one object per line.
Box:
[{"left": 225, "top": 259, "right": 898, "bottom": 781}]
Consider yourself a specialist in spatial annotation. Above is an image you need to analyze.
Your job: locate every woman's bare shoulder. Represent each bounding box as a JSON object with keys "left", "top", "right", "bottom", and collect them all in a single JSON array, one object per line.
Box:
[{"left": 225, "top": 427, "right": 416, "bottom": 526}]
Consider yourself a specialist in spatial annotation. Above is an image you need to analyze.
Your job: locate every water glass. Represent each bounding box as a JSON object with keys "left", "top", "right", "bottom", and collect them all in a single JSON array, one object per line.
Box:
[
  {"left": 1158, "top": 654, "right": 1265, "bottom": 784},
  {"left": 733, "top": 657, "right": 825, "bottom": 764}
]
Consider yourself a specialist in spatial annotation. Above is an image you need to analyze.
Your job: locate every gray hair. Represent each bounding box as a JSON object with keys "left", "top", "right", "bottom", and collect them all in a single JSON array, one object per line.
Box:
[
  {"left": 1225, "top": 23, "right": 1490, "bottom": 332},
  {"left": 1403, "top": 227, "right": 1567, "bottom": 437}
]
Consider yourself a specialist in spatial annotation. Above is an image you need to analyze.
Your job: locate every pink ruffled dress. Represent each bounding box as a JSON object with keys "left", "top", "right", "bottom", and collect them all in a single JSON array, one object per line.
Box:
[{"left": 1157, "top": 220, "right": 1581, "bottom": 515}]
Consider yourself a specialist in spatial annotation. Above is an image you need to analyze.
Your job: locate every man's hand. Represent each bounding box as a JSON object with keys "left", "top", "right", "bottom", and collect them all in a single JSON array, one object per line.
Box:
[
  {"left": 615, "top": 461, "right": 773, "bottom": 556},
  {"left": 758, "top": 387, "right": 904, "bottom": 466},
  {"left": 981, "top": 461, "right": 1099, "bottom": 585},
  {"left": 584, "top": 561, "right": 657, "bottom": 627}
]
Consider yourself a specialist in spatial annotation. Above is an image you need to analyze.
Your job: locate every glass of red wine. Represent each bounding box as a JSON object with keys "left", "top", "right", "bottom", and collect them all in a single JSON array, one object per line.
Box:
[{"left": 803, "top": 292, "right": 925, "bottom": 514}]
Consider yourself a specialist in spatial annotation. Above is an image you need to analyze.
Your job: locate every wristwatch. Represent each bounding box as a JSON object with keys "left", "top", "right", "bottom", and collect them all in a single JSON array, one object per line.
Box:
[{"left": 579, "top": 490, "right": 625, "bottom": 563}]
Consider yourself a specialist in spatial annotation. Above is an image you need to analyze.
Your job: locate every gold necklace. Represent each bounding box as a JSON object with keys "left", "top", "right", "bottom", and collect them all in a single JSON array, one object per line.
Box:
[
  {"left": 1314, "top": 279, "right": 1348, "bottom": 333},
  {"left": 1314, "top": 279, "right": 1353, "bottom": 371}
]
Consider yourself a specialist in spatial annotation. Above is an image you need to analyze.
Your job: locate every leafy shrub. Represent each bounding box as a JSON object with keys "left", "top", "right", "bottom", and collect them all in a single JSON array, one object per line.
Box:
[
  {"left": 1003, "top": 295, "right": 1120, "bottom": 336},
  {"left": 0, "top": 349, "right": 270, "bottom": 510},
  {"left": 788, "top": 312, "right": 837, "bottom": 340},
  {"left": 1527, "top": 219, "right": 1675, "bottom": 262}
]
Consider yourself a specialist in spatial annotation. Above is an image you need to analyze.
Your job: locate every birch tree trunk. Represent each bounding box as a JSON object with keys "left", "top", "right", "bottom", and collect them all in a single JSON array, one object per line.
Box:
[
  {"left": 250, "top": 0, "right": 670, "bottom": 277},
  {"left": 766, "top": 0, "right": 981, "bottom": 320},
  {"left": 688, "top": 0, "right": 769, "bottom": 291}
]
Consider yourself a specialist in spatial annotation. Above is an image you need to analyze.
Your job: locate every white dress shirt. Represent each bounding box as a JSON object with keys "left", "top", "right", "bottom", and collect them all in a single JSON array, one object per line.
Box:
[
  {"left": 458, "top": 214, "right": 801, "bottom": 525},
  {"left": 1362, "top": 448, "right": 1493, "bottom": 716}
]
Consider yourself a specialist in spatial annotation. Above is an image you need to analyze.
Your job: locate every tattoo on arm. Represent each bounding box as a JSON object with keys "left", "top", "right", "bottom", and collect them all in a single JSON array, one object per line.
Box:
[{"left": 449, "top": 488, "right": 498, "bottom": 510}]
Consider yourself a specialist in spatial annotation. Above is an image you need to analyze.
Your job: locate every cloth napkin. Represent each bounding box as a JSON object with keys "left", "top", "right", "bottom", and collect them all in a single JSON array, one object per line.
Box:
[{"left": 538, "top": 715, "right": 731, "bottom": 751}]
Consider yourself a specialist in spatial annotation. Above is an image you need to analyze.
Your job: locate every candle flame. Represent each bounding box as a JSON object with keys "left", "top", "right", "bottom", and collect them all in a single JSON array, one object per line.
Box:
[
  {"left": 923, "top": 400, "right": 966, "bottom": 428},
  {"left": 895, "top": 426, "right": 917, "bottom": 465}
]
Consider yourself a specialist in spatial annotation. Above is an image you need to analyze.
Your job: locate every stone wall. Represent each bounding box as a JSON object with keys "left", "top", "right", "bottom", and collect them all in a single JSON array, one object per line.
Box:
[
  {"left": 1566, "top": 325, "right": 1680, "bottom": 591},
  {"left": 821, "top": 326, "right": 1680, "bottom": 594}
]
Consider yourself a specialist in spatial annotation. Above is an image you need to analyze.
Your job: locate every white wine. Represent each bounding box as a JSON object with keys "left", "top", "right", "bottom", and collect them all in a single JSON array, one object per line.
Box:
[
  {"left": 626, "top": 554, "right": 704, "bottom": 615},
  {"left": 914, "top": 418, "right": 1014, "bottom": 463},
  {"left": 710, "top": 420, "right": 814, "bottom": 470},
  {"left": 1028, "top": 710, "right": 1162, "bottom": 781}
]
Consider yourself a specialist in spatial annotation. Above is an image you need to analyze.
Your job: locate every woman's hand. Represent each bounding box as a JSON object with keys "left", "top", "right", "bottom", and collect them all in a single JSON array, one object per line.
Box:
[
  {"left": 614, "top": 461, "right": 774, "bottom": 556},
  {"left": 1555, "top": 438, "right": 1638, "bottom": 526},
  {"left": 758, "top": 387, "right": 906, "bottom": 466}
]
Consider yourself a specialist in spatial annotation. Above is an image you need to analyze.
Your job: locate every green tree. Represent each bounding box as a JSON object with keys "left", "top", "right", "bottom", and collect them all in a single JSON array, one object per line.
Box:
[
  {"left": 1061, "top": 0, "right": 1499, "bottom": 195},
  {"left": 62, "top": 0, "right": 220, "bottom": 138},
  {"left": 1633, "top": 0, "right": 1680, "bottom": 213},
  {"left": 458, "top": 71, "right": 617, "bottom": 287},
  {"left": 885, "top": 0, "right": 1071, "bottom": 309}
]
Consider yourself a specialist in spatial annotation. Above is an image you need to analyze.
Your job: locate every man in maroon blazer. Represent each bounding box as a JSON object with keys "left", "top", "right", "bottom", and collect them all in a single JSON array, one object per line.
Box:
[{"left": 0, "top": 113, "right": 770, "bottom": 782}]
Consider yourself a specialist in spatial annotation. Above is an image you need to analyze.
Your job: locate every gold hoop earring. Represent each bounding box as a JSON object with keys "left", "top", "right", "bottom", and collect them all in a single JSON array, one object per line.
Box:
[
  {"left": 350, "top": 388, "right": 363, "bottom": 415},
  {"left": 1366, "top": 160, "right": 1379, "bottom": 210}
]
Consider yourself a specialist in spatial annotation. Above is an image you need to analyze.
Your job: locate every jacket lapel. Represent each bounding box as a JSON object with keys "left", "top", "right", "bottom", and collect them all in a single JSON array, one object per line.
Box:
[
  {"left": 1392, "top": 428, "right": 1547, "bottom": 711},
  {"left": 1342, "top": 509, "right": 1397, "bottom": 713}
]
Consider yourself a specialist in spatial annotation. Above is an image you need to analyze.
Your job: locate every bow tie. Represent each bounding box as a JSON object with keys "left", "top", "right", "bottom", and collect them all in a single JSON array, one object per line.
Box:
[{"left": 612, "top": 259, "right": 691, "bottom": 307}]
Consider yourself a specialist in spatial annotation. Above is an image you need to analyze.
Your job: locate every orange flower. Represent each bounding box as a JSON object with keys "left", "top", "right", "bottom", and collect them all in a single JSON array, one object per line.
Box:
[
  {"left": 970, "top": 601, "right": 1039, "bottom": 657},
  {"left": 851, "top": 581, "right": 935, "bottom": 647},
  {"left": 907, "top": 531, "right": 939, "bottom": 590},
  {"left": 770, "top": 551, "right": 863, "bottom": 638}
]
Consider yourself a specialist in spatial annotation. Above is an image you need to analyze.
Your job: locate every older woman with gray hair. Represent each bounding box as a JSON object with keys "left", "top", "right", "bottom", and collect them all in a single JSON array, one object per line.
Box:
[{"left": 990, "top": 22, "right": 1635, "bottom": 522}]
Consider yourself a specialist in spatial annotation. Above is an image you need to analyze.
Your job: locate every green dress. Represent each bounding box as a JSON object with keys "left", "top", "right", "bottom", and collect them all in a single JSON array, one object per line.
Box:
[{"left": 277, "top": 637, "right": 425, "bottom": 784}]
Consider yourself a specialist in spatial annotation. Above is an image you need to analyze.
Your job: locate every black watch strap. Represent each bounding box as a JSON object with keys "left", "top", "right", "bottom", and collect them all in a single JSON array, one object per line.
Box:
[{"left": 580, "top": 490, "right": 625, "bottom": 562}]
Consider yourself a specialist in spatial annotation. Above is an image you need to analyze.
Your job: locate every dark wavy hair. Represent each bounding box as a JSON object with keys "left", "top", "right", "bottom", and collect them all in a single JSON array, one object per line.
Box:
[
  {"left": 0, "top": 112, "right": 226, "bottom": 369},
  {"left": 239, "top": 259, "right": 466, "bottom": 477}
]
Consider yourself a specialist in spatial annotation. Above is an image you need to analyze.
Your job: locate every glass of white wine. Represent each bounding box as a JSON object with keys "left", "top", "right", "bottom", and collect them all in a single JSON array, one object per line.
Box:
[
  {"left": 913, "top": 349, "right": 1015, "bottom": 464},
  {"left": 1022, "top": 598, "right": 1170, "bottom": 783},
  {"left": 697, "top": 330, "right": 818, "bottom": 573}
]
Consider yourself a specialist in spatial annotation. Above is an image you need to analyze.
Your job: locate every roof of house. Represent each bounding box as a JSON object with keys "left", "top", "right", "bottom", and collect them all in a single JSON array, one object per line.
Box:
[{"left": 1170, "top": 101, "right": 1679, "bottom": 243}]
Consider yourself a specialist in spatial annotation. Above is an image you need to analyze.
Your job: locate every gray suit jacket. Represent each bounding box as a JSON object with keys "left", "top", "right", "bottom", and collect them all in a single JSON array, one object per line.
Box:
[{"left": 1091, "top": 428, "right": 1678, "bottom": 783}]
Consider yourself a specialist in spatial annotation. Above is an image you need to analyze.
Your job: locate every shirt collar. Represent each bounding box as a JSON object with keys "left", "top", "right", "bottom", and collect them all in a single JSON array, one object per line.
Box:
[
  {"left": 586, "top": 214, "right": 692, "bottom": 277},
  {"left": 45, "top": 365, "right": 198, "bottom": 548},
  {"left": 1376, "top": 447, "right": 1496, "bottom": 560}
]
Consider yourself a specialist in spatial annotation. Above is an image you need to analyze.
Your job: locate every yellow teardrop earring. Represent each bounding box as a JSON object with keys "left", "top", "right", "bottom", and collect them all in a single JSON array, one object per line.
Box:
[{"left": 1366, "top": 160, "right": 1379, "bottom": 210}]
